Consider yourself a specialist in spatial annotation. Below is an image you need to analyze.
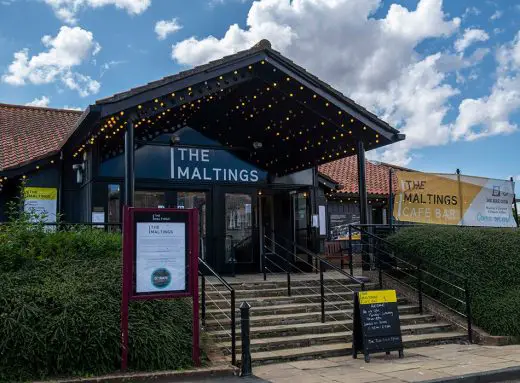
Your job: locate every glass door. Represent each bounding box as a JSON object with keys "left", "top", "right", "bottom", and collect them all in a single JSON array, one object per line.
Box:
[
  {"left": 293, "top": 191, "right": 310, "bottom": 248},
  {"left": 216, "top": 191, "right": 261, "bottom": 274},
  {"left": 177, "top": 191, "right": 207, "bottom": 260}
]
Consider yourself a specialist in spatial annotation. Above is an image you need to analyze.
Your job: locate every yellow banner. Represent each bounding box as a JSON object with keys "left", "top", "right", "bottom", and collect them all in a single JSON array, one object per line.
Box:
[
  {"left": 393, "top": 171, "right": 516, "bottom": 227},
  {"left": 24, "top": 187, "right": 57, "bottom": 200},
  {"left": 359, "top": 290, "right": 397, "bottom": 305}
]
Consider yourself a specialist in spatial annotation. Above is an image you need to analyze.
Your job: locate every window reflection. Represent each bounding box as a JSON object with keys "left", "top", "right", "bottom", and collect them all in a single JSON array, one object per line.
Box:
[
  {"left": 135, "top": 191, "right": 166, "bottom": 208},
  {"left": 225, "top": 193, "right": 253, "bottom": 264}
]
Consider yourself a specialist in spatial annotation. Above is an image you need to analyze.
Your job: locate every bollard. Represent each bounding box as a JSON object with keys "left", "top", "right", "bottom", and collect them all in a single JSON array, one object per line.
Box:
[{"left": 240, "top": 301, "right": 252, "bottom": 377}]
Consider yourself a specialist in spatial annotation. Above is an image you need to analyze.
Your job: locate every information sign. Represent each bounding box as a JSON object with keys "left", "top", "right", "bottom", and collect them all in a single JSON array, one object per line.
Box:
[
  {"left": 134, "top": 211, "right": 189, "bottom": 295},
  {"left": 121, "top": 207, "right": 200, "bottom": 370},
  {"left": 352, "top": 290, "right": 404, "bottom": 362}
]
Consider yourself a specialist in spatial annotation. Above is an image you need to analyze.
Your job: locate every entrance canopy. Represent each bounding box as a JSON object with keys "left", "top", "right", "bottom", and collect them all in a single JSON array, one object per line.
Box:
[{"left": 64, "top": 40, "right": 404, "bottom": 176}]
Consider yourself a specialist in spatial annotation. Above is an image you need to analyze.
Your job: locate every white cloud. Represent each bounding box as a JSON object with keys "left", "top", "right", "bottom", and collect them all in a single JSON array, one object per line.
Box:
[
  {"left": 155, "top": 18, "right": 183, "bottom": 40},
  {"left": 44, "top": 0, "right": 151, "bottom": 24},
  {"left": 454, "top": 28, "right": 489, "bottom": 53},
  {"left": 100, "top": 59, "right": 126, "bottom": 77},
  {"left": 63, "top": 105, "right": 83, "bottom": 110},
  {"left": 25, "top": 96, "right": 51, "bottom": 107},
  {"left": 490, "top": 10, "right": 502, "bottom": 21},
  {"left": 452, "top": 32, "right": 520, "bottom": 141},
  {"left": 171, "top": 0, "right": 461, "bottom": 166},
  {"left": 169, "top": 0, "right": 519, "bottom": 167},
  {"left": 62, "top": 71, "right": 100, "bottom": 97},
  {"left": 2, "top": 26, "right": 101, "bottom": 97},
  {"left": 462, "top": 6, "right": 480, "bottom": 19}
]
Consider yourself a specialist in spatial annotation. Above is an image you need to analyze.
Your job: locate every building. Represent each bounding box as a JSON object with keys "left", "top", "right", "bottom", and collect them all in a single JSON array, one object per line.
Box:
[
  {"left": 0, "top": 40, "right": 404, "bottom": 274},
  {"left": 319, "top": 157, "right": 410, "bottom": 239}
]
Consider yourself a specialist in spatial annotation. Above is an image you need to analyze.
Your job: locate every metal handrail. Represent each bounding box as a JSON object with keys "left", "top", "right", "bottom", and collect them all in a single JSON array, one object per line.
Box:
[
  {"left": 266, "top": 229, "right": 366, "bottom": 286},
  {"left": 198, "top": 257, "right": 236, "bottom": 366},
  {"left": 262, "top": 231, "right": 366, "bottom": 325},
  {"left": 350, "top": 225, "right": 473, "bottom": 343},
  {"left": 351, "top": 224, "right": 467, "bottom": 281},
  {"left": 262, "top": 240, "right": 359, "bottom": 326}
]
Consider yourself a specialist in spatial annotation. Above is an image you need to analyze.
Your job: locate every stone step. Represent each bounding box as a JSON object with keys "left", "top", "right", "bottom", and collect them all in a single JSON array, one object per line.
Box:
[
  {"left": 210, "top": 314, "right": 438, "bottom": 341},
  {"left": 234, "top": 332, "right": 468, "bottom": 366},
  {"left": 201, "top": 277, "right": 369, "bottom": 291},
  {"left": 204, "top": 305, "right": 420, "bottom": 330},
  {"left": 217, "top": 322, "right": 458, "bottom": 354},
  {"left": 204, "top": 283, "right": 376, "bottom": 299},
  {"left": 204, "top": 292, "right": 407, "bottom": 310},
  {"left": 205, "top": 302, "right": 419, "bottom": 320}
]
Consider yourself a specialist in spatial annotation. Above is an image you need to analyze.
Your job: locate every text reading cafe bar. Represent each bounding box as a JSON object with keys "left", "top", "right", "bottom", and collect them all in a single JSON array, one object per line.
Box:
[{"left": 0, "top": 40, "right": 404, "bottom": 274}]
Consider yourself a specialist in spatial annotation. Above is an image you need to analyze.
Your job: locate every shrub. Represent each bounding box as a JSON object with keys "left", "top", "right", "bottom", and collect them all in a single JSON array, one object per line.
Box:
[
  {"left": 387, "top": 226, "right": 520, "bottom": 337},
  {"left": 0, "top": 223, "right": 195, "bottom": 382}
]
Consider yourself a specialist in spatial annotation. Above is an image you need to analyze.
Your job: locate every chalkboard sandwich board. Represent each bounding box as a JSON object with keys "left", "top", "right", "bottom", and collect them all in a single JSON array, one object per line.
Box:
[{"left": 352, "top": 289, "right": 404, "bottom": 363}]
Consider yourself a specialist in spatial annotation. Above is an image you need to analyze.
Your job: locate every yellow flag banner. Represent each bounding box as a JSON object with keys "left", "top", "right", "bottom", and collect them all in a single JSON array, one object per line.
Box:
[{"left": 393, "top": 171, "right": 516, "bottom": 227}]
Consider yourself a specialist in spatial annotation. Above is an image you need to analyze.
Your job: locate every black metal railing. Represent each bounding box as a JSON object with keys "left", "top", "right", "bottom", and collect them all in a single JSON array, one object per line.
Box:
[
  {"left": 262, "top": 230, "right": 366, "bottom": 326},
  {"left": 349, "top": 224, "right": 473, "bottom": 343},
  {"left": 198, "top": 257, "right": 237, "bottom": 366}
]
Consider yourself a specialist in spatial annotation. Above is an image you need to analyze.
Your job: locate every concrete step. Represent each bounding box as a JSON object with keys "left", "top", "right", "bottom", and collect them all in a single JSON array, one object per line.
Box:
[
  {"left": 205, "top": 302, "right": 419, "bottom": 320},
  {"left": 218, "top": 322, "right": 459, "bottom": 354},
  {"left": 204, "top": 292, "right": 407, "bottom": 310},
  {"left": 204, "top": 283, "right": 377, "bottom": 300},
  {"left": 201, "top": 277, "right": 369, "bottom": 291},
  {"left": 204, "top": 304, "right": 421, "bottom": 330},
  {"left": 210, "top": 314, "right": 438, "bottom": 341},
  {"left": 235, "top": 332, "right": 468, "bottom": 366}
]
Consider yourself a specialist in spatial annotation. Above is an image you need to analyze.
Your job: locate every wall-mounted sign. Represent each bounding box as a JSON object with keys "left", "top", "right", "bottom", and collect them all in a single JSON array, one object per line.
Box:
[
  {"left": 170, "top": 147, "right": 263, "bottom": 183},
  {"left": 393, "top": 171, "right": 516, "bottom": 227},
  {"left": 353, "top": 290, "right": 403, "bottom": 362},
  {"left": 24, "top": 187, "right": 57, "bottom": 223}
]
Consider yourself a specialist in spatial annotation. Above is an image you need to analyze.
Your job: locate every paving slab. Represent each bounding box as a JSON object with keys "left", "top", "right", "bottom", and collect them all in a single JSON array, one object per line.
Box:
[
  {"left": 253, "top": 344, "right": 520, "bottom": 383},
  {"left": 382, "top": 368, "right": 452, "bottom": 382}
]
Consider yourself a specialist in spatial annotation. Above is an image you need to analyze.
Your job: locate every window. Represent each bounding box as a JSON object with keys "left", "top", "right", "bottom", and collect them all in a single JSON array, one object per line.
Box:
[{"left": 135, "top": 191, "right": 166, "bottom": 208}]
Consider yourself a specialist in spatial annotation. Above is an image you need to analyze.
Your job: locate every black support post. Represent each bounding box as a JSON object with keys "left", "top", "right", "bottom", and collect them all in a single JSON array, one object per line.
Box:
[
  {"left": 388, "top": 168, "right": 394, "bottom": 230},
  {"left": 465, "top": 280, "right": 473, "bottom": 344},
  {"left": 510, "top": 177, "right": 519, "bottom": 227},
  {"left": 320, "top": 261, "right": 325, "bottom": 323},
  {"left": 357, "top": 141, "right": 369, "bottom": 270},
  {"left": 201, "top": 276, "right": 206, "bottom": 327},
  {"left": 240, "top": 302, "right": 252, "bottom": 376},
  {"left": 124, "top": 119, "right": 135, "bottom": 207}
]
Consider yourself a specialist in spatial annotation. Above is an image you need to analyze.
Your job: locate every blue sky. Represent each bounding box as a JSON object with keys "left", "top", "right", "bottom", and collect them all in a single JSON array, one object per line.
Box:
[{"left": 0, "top": 0, "right": 519, "bottom": 183}]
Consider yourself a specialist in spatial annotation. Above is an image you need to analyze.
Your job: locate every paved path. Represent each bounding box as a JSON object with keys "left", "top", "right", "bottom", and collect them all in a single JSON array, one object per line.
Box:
[
  {"left": 253, "top": 344, "right": 520, "bottom": 383},
  {"left": 182, "top": 377, "right": 268, "bottom": 382}
]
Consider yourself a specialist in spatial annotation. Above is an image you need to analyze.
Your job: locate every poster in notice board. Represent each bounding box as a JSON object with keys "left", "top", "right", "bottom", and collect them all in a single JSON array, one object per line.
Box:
[
  {"left": 133, "top": 210, "right": 189, "bottom": 296},
  {"left": 352, "top": 290, "right": 404, "bottom": 362}
]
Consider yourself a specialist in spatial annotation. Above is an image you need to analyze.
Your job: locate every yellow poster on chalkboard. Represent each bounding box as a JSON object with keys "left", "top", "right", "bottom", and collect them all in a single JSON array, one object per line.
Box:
[{"left": 358, "top": 290, "right": 397, "bottom": 305}]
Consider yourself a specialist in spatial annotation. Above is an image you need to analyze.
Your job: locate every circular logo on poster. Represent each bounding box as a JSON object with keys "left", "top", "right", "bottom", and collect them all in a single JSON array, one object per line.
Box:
[{"left": 151, "top": 268, "right": 171, "bottom": 289}]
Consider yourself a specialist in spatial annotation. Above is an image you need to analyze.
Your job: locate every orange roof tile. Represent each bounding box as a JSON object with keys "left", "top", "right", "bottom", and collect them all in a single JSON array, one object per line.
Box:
[
  {"left": 319, "top": 156, "right": 409, "bottom": 196},
  {"left": 0, "top": 104, "right": 82, "bottom": 171}
]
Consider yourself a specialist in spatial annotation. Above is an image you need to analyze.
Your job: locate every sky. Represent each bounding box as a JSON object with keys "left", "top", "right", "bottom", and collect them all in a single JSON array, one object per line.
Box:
[{"left": 0, "top": 0, "right": 519, "bottom": 183}]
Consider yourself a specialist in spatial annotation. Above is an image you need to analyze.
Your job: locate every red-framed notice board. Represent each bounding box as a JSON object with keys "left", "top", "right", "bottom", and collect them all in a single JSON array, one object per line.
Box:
[{"left": 121, "top": 207, "right": 200, "bottom": 370}]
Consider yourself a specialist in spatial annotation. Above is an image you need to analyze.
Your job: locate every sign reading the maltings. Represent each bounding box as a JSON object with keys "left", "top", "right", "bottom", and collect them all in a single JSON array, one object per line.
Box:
[{"left": 170, "top": 147, "right": 264, "bottom": 183}]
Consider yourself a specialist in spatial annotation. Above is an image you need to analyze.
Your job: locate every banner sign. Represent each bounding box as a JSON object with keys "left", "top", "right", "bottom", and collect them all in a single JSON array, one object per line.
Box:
[
  {"left": 393, "top": 171, "right": 516, "bottom": 227},
  {"left": 24, "top": 187, "right": 57, "bottom": 223}
]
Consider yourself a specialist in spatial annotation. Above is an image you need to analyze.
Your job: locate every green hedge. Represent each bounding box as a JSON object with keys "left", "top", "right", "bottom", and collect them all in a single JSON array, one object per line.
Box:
[
  {"left": 387, "top": 226, "right": 520, "bottom": 337},
  {"left": 0, "top": 223, "right": 195, "bottom": 382}
]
